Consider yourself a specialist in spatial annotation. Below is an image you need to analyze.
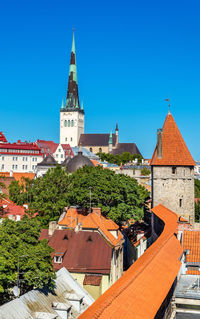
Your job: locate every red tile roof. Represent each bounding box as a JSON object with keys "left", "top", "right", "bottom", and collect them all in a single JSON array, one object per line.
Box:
[
  {"left": 183, "top": 231, "right": 200, "bottom": 268},
  {"left": 79, "top": 204, "right": 182, "bottom": 319},
  {"left": 151, "top": 113, "right": 195, "bottom": 166},
  {"left": 0, "top": 198, "right": 33, "bottom": 220},
  {"left": 0, "top": 172, "right": 35, "bottom": 182},
  {"left": 83, "top": 275, "right": 102, "bottom": 286},
  {"left": 40, "top": 229, "right": 112, "bottom": 274},
  {"left": 0, "top": 132, "right": 7, "bottom": 143}
]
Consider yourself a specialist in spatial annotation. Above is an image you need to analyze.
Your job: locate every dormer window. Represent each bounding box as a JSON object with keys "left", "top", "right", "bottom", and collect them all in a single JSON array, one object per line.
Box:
[{"left": 54, "top": 256, "right": 62, "bottom": 263}]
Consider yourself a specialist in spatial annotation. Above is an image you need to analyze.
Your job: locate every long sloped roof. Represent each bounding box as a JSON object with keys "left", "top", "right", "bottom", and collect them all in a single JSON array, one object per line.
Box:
[
  {"left": 151, "top": 113, "right": 195, "bottom": 166},
  {"left": 183, "top": 230, "right": 200, "bottom": 275},
  {"left": 40, "top": 229, "right": 112, "bottom": 274},
  {"left": 79, "top": 134, "right": 117, "bottom": 147},
  {"left": 79, "top": 204, "right": 182, "bottom": 319}
]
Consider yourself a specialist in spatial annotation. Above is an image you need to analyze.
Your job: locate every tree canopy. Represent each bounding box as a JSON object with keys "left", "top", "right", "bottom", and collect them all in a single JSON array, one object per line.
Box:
[
  {"left": 9, "top": 166, "right": 149, "bottom": 227},
  {"left": 0, "top": 216, "right": 55, "bottom": 304},
  {"left": 97, "top": 152, "right": 143, "bottom": 165}
]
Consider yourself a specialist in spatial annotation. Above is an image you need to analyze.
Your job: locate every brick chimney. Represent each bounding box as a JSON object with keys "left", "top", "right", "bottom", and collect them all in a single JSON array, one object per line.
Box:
[
  {"left": 157, "top": 129, "right": 163, "bottom": 159},
  {"left": 92, "top": 207, "right": 101, "bottom": 217}
]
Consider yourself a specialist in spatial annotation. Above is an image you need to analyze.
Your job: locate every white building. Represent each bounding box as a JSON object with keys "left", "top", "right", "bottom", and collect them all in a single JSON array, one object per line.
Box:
[
  {"left": 60, "top": 31, "right": 85, "bottom": 147},
  {"left": 0, "top": 141, "right": 43, "bottom": 174}
]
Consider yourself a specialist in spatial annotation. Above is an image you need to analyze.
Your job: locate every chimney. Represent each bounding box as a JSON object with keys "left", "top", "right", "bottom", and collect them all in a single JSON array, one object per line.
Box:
[
  {"left": 48, "top": 221, "right": 57, "bottom": 236},
  {"left": 157, "top": 129, "right": 163, "bottom": 159},
  {"left": 92, "top": 207, "right": 101, "bottom": 217}
]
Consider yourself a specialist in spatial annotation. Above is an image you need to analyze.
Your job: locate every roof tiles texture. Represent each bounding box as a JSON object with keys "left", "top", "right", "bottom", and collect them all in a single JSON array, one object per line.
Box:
[
  {"left": 58, "top": 207, "right": 122, "bottom": 247},
  {"left": 79, "top": 204, "right": 182, "bottom": 319},
  {"left": 79, "top": 134, "right": 117, "bottom": 147},
  {"left": 183, "top": 231, "right": 200, "bottom": 273},
  {"left": 40, "top": 229, "right": 112, "bottom": 274},
  {"left": 151, "top": 113, "right": 195, "bottom": 166}
]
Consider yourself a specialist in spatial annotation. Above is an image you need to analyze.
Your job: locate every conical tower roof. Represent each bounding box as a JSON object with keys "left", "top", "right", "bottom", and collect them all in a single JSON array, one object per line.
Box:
[
  {"left": 37, "top": 154, "right": 57, "bottom": 166},
  {"left": 65, "top": 30, "right": 80, "bottom": 109},
  {"left": 151, "top": 113, "right": 195, "bottom": 166}
]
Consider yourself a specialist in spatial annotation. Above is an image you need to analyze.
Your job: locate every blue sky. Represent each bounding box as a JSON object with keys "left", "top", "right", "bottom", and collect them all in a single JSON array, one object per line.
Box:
[{"left": 0, "top": 0, "right": 200, "bottom": 159}]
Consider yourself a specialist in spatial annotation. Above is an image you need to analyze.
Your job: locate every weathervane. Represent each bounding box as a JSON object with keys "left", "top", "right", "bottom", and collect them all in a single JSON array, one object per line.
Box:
[{"left": 164, "top": 97, "right": 171, "bottom": 114}]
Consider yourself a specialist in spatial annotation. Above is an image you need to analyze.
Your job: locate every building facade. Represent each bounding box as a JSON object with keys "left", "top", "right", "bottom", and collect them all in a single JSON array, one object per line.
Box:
[
  {"left": 0, "top": 140, "right": 43, "bottom": 173},
  {"left": 60, "top": 31, "right": 85, "bottom": 147},
  {"left": 151, "top": 112, "right": 195, "bottom": 224}
]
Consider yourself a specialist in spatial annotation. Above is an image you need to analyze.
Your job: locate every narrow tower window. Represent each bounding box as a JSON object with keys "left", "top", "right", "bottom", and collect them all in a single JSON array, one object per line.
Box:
[
  {"left": 64, "top": 120, "right": 67, "bottom": 127},
  {"left": 172, "top": 166, "right": 176, "bottom": 174},
  {"left": 179, "top": 199, "right": 182, "bottom": 207},
  {"left": 71, "top": 120, "right": 74, "bottom": 127},
  {"left": 99, "top": 147, "right": 102, "bottom": 153},
  {"left": 68, "top": 120, "right": 70, "bottom": 127}
]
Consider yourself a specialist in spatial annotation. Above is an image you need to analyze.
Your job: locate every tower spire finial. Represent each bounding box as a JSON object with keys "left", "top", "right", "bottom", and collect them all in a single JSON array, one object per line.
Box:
[{"left": 164, "top": 97, "right": 171, "bottom": 114}]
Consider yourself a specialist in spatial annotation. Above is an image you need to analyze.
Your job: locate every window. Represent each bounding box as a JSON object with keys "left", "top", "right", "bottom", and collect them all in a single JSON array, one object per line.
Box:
[
  {"left": 71, "top": 120, "right": 74, "bottom": 127},
  {"left": 54, "top": 256, "right": 62, "bottom": 263},
  {"left": 61, "top": 154, "right": 63, "bottom": 158},
  {"left": 58, "top": 149, "right": 61, "bottom": 152},
  {"left": 99, "top": 148, "right": 102, "bottom": 153},
  {"left": 70, "top": 137, "right": 72, "bottom": 142},
  {"left": 65, "top": 137, "right": 67, "bottom": 142},
  {"left": 12, "top": 165, "right": 15, "bottom": 169},
  {"left": 1, "top": 164, "right": 4, "bottom": 169},
  {"left": 56, "top": 154, "right": 58, "bottom": 158},
  {"left": 68, "top": 120, "right": 70, "bottom": 127},
  {"left": 172, "top": 166, "right": 176, "bottom": 174},
  {"left": 89, "top": 147, "right": 93, "bottom": 152},
  {"left": 179, "top": 198, "right": 182, "bottom": 207},
  {"left": 64, "top": 120, "right": 67, "bottom": 127},
  {"left": 2, "top": 156, "right": 4, "bottom": 161}
]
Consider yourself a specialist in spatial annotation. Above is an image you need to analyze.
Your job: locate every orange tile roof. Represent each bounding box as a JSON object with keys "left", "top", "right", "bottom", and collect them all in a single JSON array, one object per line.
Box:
[
  {"left": 0, "top": 172, "right": 35, "bottom": 181},
  {"left": 151, "top": 113, "right": 195, "bottom": 166},
  {"left": 183, "top": 231, "right": 200, "bottom": 266},
  {"left": 79, "top": 204, "right": 182, "bottom": 319},
  {"left": 58, "top": 207, "right": 122, "bottom": 247}
]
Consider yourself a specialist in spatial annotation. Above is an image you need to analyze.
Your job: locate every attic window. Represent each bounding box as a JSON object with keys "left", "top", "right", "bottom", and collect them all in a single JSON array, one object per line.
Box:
[
  {"left": 54, "top": 256, "right": 62, "bottom": 263},
  {"left": 64, "top": 234, "right": 68, "bottom": 240},
  {"left": 87, "top": 236, "right": 93, "bottom": 242}
]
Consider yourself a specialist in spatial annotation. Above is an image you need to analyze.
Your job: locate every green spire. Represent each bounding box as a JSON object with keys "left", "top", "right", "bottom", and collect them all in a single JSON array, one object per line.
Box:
[
  {"left": 71, "top": 28, "right": 75, "bottom": 53},
  {"left": 109, "top": 131, "right": 113, "bottom": 144},
  {"left": 61, "top": 98, "right": 64, "bottom": 109}
]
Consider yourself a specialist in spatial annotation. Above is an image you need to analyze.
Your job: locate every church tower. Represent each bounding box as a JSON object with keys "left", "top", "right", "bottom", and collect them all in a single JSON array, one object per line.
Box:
[
  {"left": 151, "top": 111, "right": 195, "bottom": 224},
  {"left": 60, "top": 30, "right": 85, "bottom": 147}
]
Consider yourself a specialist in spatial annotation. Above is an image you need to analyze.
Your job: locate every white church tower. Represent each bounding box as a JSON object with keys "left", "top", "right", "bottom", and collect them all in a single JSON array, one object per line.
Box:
[{"left": 60, "top": 30, "right": 85, "bottom": 147}]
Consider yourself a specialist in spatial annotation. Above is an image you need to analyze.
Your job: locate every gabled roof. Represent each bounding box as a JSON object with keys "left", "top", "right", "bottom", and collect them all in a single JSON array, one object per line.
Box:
[
  {"left": 0, "top": 132, "right": 7, "bottom": 143},
  {"left": 58, "top": 207, "right": 122, "bottom": 247},
  {"left": 151, "top": 113, "right": 195, "bottom": 166},
  {"left": 111, "top": 143, "right": 141, "bottom": 155},
  {"left": 79, "top": 134, "right": 117, "bottom": 147},
  {"left": 40, "top": 229, "right": 112, "bottom": 274},
  {"left": 79, "top": 204, "right": 182, "bottom": 319}
]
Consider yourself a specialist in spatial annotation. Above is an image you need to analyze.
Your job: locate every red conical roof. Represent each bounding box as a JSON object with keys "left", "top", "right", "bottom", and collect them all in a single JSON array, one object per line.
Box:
[{"left": 151, "top": 113, "right": 195, "bottom": 166}]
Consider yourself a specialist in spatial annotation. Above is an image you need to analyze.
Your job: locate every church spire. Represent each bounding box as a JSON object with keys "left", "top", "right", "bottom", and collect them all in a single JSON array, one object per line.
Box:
[{"left": 65, "top": 29, "right": 80, "bottom": 109}]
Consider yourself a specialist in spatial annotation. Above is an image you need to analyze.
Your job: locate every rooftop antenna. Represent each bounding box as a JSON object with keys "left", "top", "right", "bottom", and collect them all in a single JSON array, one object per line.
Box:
[
  {"left": 164, "top": 97, "right": 171, "bottom": 114},
  {"left": 89, "top": 187, "right": 92, "bottom": 213}
]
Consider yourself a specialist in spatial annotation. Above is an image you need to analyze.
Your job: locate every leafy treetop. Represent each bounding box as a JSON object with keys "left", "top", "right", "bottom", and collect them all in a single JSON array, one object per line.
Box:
[
  {"left": 0, "top": 216, "right": 55, "bottom": 304},
  {"left": 9, "top": 166, "right": 149, "bottom": 227}
]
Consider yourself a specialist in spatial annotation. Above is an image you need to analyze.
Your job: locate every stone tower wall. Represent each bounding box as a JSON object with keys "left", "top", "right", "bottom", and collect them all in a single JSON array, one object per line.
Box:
[{"left": 151, "top": 166, "right": 194, "bottom": 224}]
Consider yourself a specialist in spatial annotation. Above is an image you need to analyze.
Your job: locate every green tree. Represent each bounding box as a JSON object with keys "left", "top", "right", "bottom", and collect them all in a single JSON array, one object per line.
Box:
[
  {"left": 97, "top": 152, "right": 143, "bottom": 166},
  {"left": 141, "top": 167, "right": 151, "bottom": 176},
  {"left": 0, "top": 217, "right": 55, "bottom": 304},
  {"left": 9, "top": 166, "right": 149, "bottom": 226},
  {"left": 66, "top": 166, "right": 149, "bottom": 225},
  {"left": 195, "top": 179, "right": 200, "bottom": 198}
]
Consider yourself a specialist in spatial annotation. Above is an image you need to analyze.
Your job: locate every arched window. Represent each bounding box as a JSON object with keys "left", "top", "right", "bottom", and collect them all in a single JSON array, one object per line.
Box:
[
  {"left": 71, "top": 120, "right": 74, "bottom": 127},
  {"left": 68, "top": 120, "right": 70, "bottom": 127},
  {"left": 90, "top": 147, "right": 93, "bottom": 152},
  {"left": 64, "top": 120, "right": 67, "bottom": 127},
  {"left": 99, "top": 147, "right": 102, "bottom": 153}
]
